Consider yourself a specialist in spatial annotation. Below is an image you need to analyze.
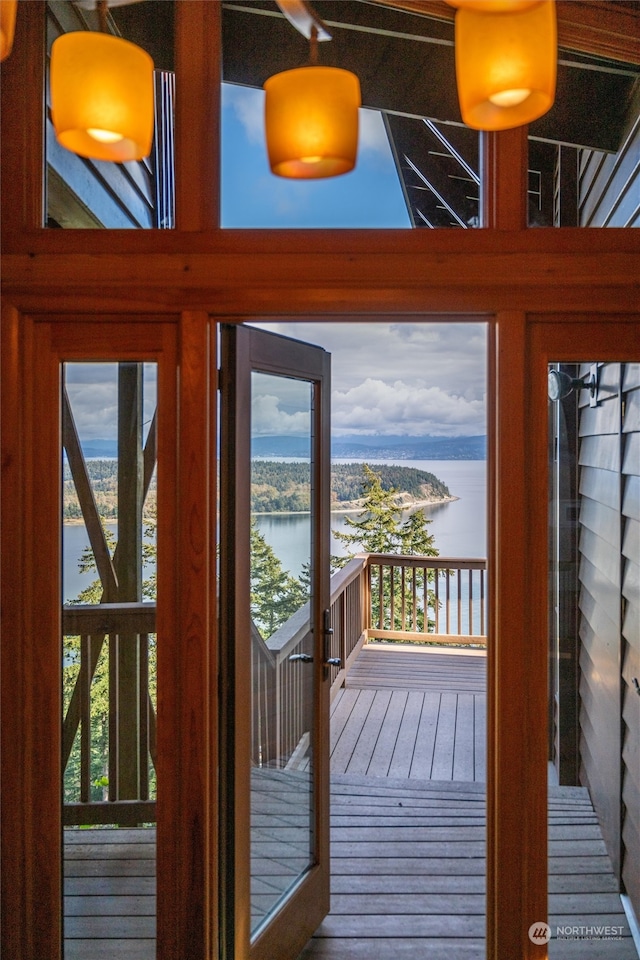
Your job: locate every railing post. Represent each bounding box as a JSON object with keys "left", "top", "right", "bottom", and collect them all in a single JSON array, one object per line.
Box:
[
  {"left": 340, "top": 590, "right": 347, "bottom": 680},
  {"left": 364, "top": 558, "right": 371, "bottom": 634}
]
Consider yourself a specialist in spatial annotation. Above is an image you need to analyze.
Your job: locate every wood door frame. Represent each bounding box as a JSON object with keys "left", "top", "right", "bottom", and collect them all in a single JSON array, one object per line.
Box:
[
  {"left": 2, "top": 4, "right": 640, "bottom": 959},
  {"left": 0, "top": 311, "right": 219, "bottom": 959},
  {"left": 525, "top": 315, "right": 640, "bottom": 888}
]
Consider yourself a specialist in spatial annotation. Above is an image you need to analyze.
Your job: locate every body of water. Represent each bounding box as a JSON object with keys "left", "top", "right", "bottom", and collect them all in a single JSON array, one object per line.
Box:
[
  {"left": 255, "top": 459, "right": 486, "bottom": 576},
  {"left": 63, "top": 460, "right": 486, "bottom": 601}
]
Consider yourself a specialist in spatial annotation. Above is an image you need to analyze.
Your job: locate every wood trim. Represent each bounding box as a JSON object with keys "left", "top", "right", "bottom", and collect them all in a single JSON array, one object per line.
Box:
[
  {"left": 1, "top": 306, "right": 33, "bottom": 960},
  {"left": 155, "top": 311, "right": 213, "bottom": 958},
  {"left": 489, "top": 310, "right": 548, "bottom": 959},
  {"left": 2, "top": 316, "right": 65, "bottom": 960},
  {"left": 0, "top": 0, "right": 45, "bottom": 240},
  {"left": 486, "top": 317, "right": 498, "bottom": 960},
  {"left": 379, "top": 0, "right": 640, "bottom": 65},
  {"left": 556, "top": 1, "right": 640, "bottom": 65},
  {"left": 482, "top": 128, "right": 529, "bottom": 230},
  {"left": 175, "top": 2, "right": 221, "bottom": 230},
  {"left": 1, "top": 315, "right": 198, "bottom": 959},
  {"left": 2, "top": 257, "right": 638, "bottom": 315},
  {"left": 5, "top": 221, "right": 640, "bottom": 257},
  {"left": 219, "top": 322, "right": 252, "bottom": 958}
]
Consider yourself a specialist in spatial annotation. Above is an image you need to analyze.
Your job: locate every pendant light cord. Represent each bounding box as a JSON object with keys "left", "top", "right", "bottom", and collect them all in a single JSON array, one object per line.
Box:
[
  {"left": 97, "top": 0, "right": 108, "bottom": 35},
  {"left": 309, "top": 24, "right": 319, "bottom": 65}
]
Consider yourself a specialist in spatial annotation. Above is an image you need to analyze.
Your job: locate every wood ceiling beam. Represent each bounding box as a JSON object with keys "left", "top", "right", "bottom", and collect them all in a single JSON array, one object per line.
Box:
[{"left": 377, "top": 0, "right": 640, "bottom": 65}]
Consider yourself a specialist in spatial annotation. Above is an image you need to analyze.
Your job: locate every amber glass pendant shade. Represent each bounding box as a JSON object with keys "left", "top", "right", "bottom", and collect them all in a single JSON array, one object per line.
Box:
[
  {"left": 50, "top": 31, "right": 154, "bottom": 162},
  {"left": 445, "top": 1, "right": 542, "bottom": 12},
  {"left": 454, "top": 0, "right": 556, "bottom": 130},
  {"left": 264, "top": 66, "right": 361, "bottom": 179},
  {"left": 0, "top": 0, "right": 17, "bottom": 62}
]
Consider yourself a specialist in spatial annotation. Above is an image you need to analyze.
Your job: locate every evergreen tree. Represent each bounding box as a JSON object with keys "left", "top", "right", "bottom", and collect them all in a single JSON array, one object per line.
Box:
[
  {"left": 332, "top": 464, "right": 440, "bottom": 634},
  {"left": 333, "top": 464, "right": 404, "bottom": 557}
]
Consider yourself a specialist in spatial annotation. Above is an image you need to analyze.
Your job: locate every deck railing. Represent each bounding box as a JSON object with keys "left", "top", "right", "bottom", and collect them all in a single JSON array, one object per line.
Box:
[
  {"left": 250, "top": 554, "right": 487, "bottom": 768},
  {"left": 365, "top": 554, "right": 487, "bottom": 645},
  {"left": 62, "top": 602, "right": 157, "bottom": 826},
  {"left": 62, "top": 556, "right": 487, "bottom": 816}
]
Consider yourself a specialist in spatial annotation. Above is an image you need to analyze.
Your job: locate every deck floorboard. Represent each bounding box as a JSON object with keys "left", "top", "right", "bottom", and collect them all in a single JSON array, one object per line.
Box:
[
  {"left": 331, "top": 645, "right": 487, "bottom": 782},
  {"left": 299, "top": 774, "right": 636, "bottom": 960},
  {"left": 62, "top": 647, "right": 636, "bottom": 959}
]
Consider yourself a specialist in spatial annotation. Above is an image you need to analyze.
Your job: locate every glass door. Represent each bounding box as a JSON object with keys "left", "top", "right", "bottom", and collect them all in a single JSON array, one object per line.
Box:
[{"left": 219, "top": 325, "right": 332, "bottom": 960}]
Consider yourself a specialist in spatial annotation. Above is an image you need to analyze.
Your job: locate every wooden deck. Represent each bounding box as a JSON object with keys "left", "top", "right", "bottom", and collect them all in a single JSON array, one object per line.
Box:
[
  {"left": 64, "top": 828, "right": 155, "bottom": 959},
  {"left": 62, "top": 645, "right": 637, "bottom": 959},
  {"left": 331, "top": 645, "right": 486, "bottom": 781},
  {"left": 63, "top": 778, "right": 636, "bottom": 960},
  {"left": 298, "top": 775, "right": 637, "bottom": 960}
]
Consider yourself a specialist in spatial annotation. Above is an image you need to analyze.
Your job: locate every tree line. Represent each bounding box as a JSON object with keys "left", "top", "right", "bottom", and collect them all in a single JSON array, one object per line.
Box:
[
  {"left": 64, "top": 458, "right": 450, "bottom": 519},
  {"left": 252, "top": 459, "right": 450, "bottom": 512}
]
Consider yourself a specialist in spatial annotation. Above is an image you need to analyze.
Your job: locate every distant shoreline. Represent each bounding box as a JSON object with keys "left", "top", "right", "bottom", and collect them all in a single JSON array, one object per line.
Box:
[
  {"left": 253, "top": 494, "right": 459, "bottom": 517},
  {"left": 64, "top": 493, "right": 459, "bottom": 523}
]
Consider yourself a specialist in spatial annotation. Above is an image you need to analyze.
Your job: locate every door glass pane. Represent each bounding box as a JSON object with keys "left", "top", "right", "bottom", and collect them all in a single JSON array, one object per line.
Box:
[
  {"left": 62, "top": 362, "right": 157, "bottom": 958},
  {"left": 250, "top": 372, "right": 315, "bottom": 937},
  {"left": 547, "top": 361, "right": 638, "bottom": 953},
  {"left": 46, "top": 1, "right": 175, "bottom": 229}
]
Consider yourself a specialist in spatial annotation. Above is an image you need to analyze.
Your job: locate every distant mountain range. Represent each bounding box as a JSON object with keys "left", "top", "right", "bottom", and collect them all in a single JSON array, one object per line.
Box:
[
  {"left": 80, "top": 434, "right": 486, "bottom": 461},
  {"left": 79, "top": 439, "right": 118, "bottom": 458},
  {"left": 253, "top": 434, "right": 486, "bottom": 460},
  {"left": 332, "top": 434, "right": 486, "bottom": 460}
]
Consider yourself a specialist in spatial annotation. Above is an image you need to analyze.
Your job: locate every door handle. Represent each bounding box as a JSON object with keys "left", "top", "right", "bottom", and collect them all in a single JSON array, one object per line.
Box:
[
  {"left": 323, "top": 610, "right": 341, "bottom": 670},
  {"left": 288, "top": 653, "right": 313, "bottom": 663}
]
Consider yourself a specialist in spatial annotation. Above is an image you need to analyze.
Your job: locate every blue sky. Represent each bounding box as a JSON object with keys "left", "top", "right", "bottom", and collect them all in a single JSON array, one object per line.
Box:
[{"left": 221, "top": 83, "right": 411, "bottom": 229}]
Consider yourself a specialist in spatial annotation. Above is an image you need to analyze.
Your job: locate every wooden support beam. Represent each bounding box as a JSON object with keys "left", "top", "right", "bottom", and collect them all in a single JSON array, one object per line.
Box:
[
  {"left": 112, "top": 363, "right": 144, "bottom": 801},
  {"left": 482, "top": 127, "right": 529, "bottom": 230},
  {"left": 379, "top": 0, "right": 640, "bottom": 64},
  {"left": 488, "top": 310, "right": 547, "bottom": 960},
  {"left": 175, "top": 1, "right": 221, "bottom": 230},
  {"left": 62, "top": 388, "right": 118, "bottom": 599}
]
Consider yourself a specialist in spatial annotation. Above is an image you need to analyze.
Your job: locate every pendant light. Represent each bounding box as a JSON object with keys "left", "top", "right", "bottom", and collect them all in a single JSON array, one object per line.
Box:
[
  {"left": 50, "top": 0, "right": 154, "bottom": 162},
  {"left": 0, "top": 0, "right": 17, "bottom": 62},
  {"left": 264, "top": 2, "right": 361, "bottom": 179},
  {"left": 451, "top": 0, "right": 557, "bottom": 131},
  {"left": 446, "top": 1, "right": 542, "bottom": 11}
]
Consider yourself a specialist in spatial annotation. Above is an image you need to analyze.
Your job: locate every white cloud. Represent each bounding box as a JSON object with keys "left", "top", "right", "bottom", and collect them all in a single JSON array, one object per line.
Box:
[
  {"left": 251, "top": 393, "right": 311, "bottom": 436},
  {"left": 253, "top": 322, "right": 487, "bottom": 437},
  {"left": 222, "top": 83, "right": 265, "bottom": 146},
  {"left": 332, "top": 378, "right": 485, "bottom": 437},
  {"left": 64, "top": 363, "right": 158, "bottom": 441},
  {"left": 358, "top": 108, "right": 393, "bottom": 159}
]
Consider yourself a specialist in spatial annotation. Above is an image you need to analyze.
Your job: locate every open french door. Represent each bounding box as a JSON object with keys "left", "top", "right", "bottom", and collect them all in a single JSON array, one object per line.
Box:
[{"left": 219, "top": 324, "right": 332, "bottom": 960}]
